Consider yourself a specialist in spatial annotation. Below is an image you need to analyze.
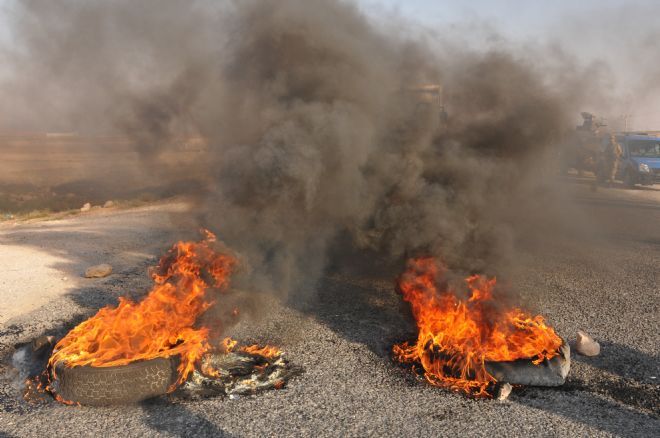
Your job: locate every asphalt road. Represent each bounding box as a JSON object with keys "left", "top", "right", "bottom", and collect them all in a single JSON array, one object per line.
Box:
[{"left": 0, "top": 178, "right": 658, "bottom": 437}]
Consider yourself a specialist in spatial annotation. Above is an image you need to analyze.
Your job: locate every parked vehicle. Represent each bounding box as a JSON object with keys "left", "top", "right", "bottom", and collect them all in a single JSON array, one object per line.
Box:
[{"left": 614, "top": 133, "right": 660, "bottom": 187}]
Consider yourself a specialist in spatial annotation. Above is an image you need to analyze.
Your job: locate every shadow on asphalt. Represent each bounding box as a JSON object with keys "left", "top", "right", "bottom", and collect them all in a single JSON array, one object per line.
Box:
[
  {"left": 517, "top": 340, "right": 660, "bottom": 435},
  {"left": 570, "top": 341, "right": 660, "bottom": 412},
  {"left": 515, "top": 384, "right": 658, "bottom": 436},
  {"left": 286, "top": 240, "right": 415, "bottom": 361},
  {"left": 141, "top": 399, "right": 234, "bottom": 437},
  {"left": 573, "top": 341, "right": 660, "bottom": 380}
]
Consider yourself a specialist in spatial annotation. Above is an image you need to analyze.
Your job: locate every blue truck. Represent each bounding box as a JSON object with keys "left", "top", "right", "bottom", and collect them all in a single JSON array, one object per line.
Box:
[{"left": 614, "top": 133, "right": 660, "bottom": 187}]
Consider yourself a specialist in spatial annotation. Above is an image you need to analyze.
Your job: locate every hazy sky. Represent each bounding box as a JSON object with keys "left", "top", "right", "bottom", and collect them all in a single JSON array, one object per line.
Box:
[
  {"left": 3, "top": 0, "right": 651, "bottom": 49},
  {"left": 1, "top": 0, "right": 658, "bottom": 129},
  {"left": 359, "top": 0, "right": 660, "bottom": 129},
  {"left": 357, "top": 0, "right": 657, "bottom": 38}
]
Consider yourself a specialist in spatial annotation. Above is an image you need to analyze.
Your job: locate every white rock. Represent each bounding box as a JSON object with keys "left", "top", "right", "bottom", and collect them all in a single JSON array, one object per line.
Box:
[
  {"left": 103, "top": 200, "right": 115, "bottom": 208},
  {"left": 495, "top": 382, "right": 513, "bottom": 401},
  {"left": 84, "top": 264, "right": 113, "bottom": 278},
  {"left": 576, "top": 331, "right": 600, "bottom": 356},
  {"left": 80, "top": 202, "right": 92, "bottom": 212}
]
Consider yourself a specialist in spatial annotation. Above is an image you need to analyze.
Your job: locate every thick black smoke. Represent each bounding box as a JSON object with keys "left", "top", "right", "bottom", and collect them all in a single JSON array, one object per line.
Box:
[{"left": 1, "top": 0, "right": 602, "bottom": 296}]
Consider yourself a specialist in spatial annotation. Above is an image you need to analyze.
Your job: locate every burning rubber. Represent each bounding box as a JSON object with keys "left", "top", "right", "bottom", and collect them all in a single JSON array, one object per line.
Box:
[
  {"left": 51, "top": 358, "right": 176, "bottom": 406},
  {"left": 485, "top": 342, "right": 571, "bottom": 387},
  {"left": 46, "top": 344, "right": 300, "bottom": 406},
  {"left": 393, "top": 257, "right": 569, "bottom": 397},
  {"left": 25, "top": 234, "right": 564, "bottom": 405},
  {"left": 28, "top": 231, "right": 297, "bottom": 406}
]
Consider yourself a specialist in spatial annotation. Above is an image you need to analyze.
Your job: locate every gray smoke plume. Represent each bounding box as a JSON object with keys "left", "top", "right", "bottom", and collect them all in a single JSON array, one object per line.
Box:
[{"left": 1, "top": 0, "right": 630, "bottom": 297}]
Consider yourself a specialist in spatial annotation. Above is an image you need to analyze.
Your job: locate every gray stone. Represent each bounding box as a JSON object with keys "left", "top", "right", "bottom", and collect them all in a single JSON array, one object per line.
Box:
[
  {"left": 495, "top": 382, "right": 513, "bottom": 400},
  {"left": 31, "top": 335, "right": 54, "bottom": 352},
  {"left": 84, "top": 263, "right": 113, "bottom": 278},
  {"left": 575, "top": 331, "right": 600, "bottom": 356}
]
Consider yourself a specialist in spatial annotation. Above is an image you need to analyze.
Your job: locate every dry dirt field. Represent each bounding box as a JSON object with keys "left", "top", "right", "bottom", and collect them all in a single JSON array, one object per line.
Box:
[
  {"left": 0, "top": 178, "right": 658, "bottom": 437},
  {"left": 0, "top": 135, "right": 202, "bottom": 216}
]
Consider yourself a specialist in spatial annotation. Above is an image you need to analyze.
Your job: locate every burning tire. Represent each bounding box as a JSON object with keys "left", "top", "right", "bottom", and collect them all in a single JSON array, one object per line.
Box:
[{"left": 51, "top": 357, "right": 176, "bottom": 406}]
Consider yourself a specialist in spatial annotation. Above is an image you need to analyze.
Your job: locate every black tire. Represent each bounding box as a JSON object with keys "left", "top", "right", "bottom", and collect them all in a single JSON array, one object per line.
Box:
[{"left": 52, "top": 357, "right": 176, "bottom": 406}]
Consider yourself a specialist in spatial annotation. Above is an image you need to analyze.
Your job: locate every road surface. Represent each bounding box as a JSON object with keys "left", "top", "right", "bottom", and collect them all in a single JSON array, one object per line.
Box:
[{"left": 0, "top": 179, "right": 658, "bottom": 437}]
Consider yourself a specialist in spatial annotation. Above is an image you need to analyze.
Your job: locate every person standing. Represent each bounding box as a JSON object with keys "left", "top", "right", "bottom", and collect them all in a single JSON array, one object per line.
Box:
[{"left": 603, "top": 134, "right": 623, "bottom": 185}]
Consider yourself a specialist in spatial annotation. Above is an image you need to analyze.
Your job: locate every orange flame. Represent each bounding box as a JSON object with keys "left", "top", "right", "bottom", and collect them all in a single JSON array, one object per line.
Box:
[
  {"left": 218, "top": 337, "right": 239, "bottom": 354},
  {"left": 200, "top": 337, "right": 283, "bottom": 378},
  {"left": 239, "top": 344, "right": 282, "bottom": 359},
  {"left": 393, "top": 257, "right": 563, "bottom": 397},
  {"left": 48, "top": 230, "right": 237, "bottom": 390},
  {"left": 217, "top": 337, "right": 282, "bottom": 359}
]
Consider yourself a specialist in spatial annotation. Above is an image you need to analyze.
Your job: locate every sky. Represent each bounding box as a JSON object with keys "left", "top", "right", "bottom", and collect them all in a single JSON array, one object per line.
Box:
[
  {"left": 0, "top": 0, "right": 658, "bottom": 129},
  {"left": 3, "top": 0, "right": 647, "bottom": 52},
  {"left": 357, "top": 0, "right": 656, "bottom": 38},
  {"left": 357, "top": 0, "right": 660, "bottom": 130}
]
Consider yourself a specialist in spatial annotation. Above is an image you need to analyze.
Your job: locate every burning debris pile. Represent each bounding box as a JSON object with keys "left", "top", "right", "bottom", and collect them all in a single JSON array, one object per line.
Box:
[
  {"left": 180, "top": 338, "right": 300, "bottom": 399},
  {"left": 393, "top": 258, "right": 569, "bottom": 398},
  {"left": 24, "top": 231, "right": 298, "bottom": 406}
]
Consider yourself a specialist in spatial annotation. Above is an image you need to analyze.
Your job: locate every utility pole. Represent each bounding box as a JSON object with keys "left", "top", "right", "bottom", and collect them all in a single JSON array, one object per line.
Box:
[{"left": 622, "top": 113, "right": 632, "bottom": 132}]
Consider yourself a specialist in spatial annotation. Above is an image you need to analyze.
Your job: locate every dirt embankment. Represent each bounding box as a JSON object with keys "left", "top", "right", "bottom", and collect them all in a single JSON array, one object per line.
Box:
[{"left": 0, "top": 135, "right": 204, "bottom": 216}]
